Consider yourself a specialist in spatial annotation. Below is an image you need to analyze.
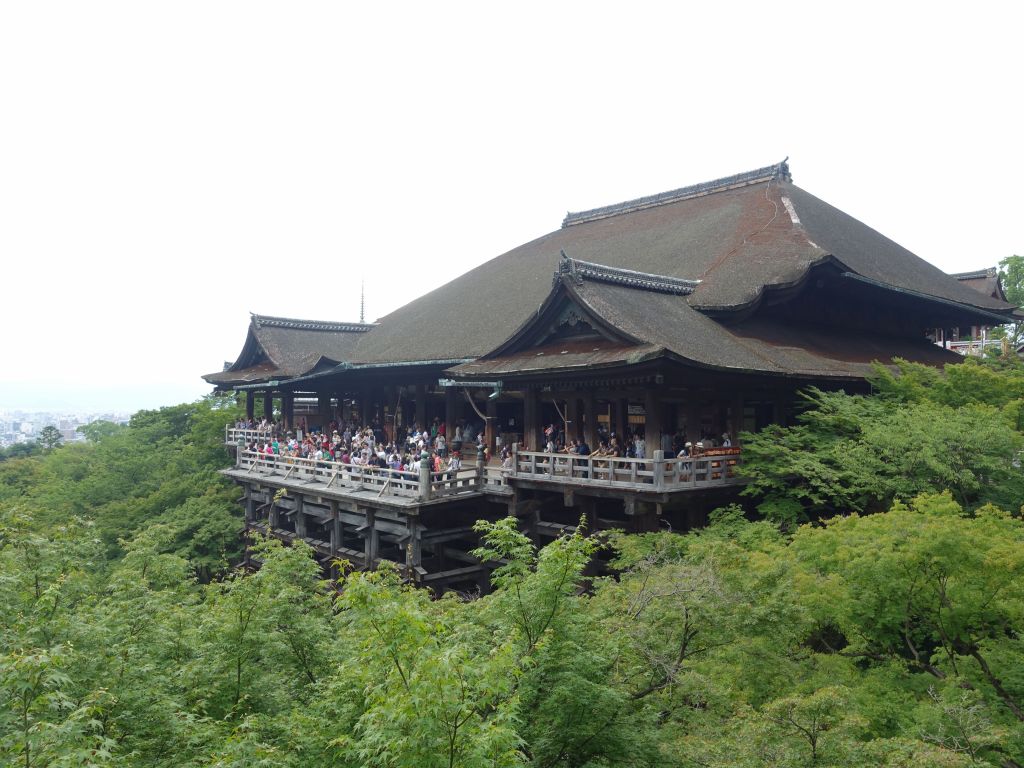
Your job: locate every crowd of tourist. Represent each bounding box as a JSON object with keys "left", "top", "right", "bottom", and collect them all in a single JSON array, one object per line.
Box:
[
  {"left": 530, "top": 422, "right": 734, "bottom": 462},
  {"left": 234, "top": 415, "right": 736, "bottom": 478},
  {"left": 234, "top": 416, "right": 487, "bottom": 476}
]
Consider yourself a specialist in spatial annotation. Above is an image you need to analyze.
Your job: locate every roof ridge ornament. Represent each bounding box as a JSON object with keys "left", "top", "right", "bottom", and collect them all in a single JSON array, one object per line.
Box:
[
  {"left": 951, "top": 267, "right": 998, "bottom": 280},
  {"left": 250, "top": 313, "right": 375, "bottom": 333},
  {"left": 553, "top": 251, "right": 700, "bottom": 295},
  {"left": 562, "top": 159, "right": 791, "bottom": 228}
]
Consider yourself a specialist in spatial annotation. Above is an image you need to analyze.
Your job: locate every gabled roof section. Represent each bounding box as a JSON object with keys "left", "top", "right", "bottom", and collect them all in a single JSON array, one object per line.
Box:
[
  {"left": 483, "top": 262, "right": 645, "bottom": 361},
  {"left": 951, "top": 267, "right": 1008, "bottom": 304},
  {"left": 562, "top": 160, "right": 792, "bottom": 227},
  {"left": 202, "top": 313, "right": 373, "bottom": 388},
  {"left": 449, "top": 258, "right": 961, "bottom": 381}
]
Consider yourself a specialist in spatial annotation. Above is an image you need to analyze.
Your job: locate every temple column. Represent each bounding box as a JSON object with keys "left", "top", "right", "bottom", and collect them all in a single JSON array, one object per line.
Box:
[
  {"left": 565, "top": 395, "right": 580, "bottom": 441},
  {"left": 244, "top": 491, "right": 255, "bottom": 525},
  {"left": 644, "top": 389, "right": 663, "bottom": 457},
  {"left": 330, "top": 500, "right": 340, "bottom": 557},
  {"left": 402, "top": 393, "right": 415, "bottom": 435},
  {"left": 360, "top": 387, "right": 371, "bottom": 427},
  {"left": 405, "top": 517, "right": 422, "bottom": 575},
  {"left": 686, "top": 400, "right": 700, "bottom": 444},
  {"left": 245, "top": 392, "right": 255, "bottom": 420},
  {"left": 731, "top": 393, "right": 743, "bottom": 443},
  {"left": 444, "top": 387, "right": 457, "bottom": 446},
  {"left": 615, "top": 397, "right": 628, "bottom": 440},
  {"left": 282, "top": 393, "right": 294, "bottom": 431},
  {"left": 318, "top": 393, "right": 331, "bottom": 427},
  {"left": 415, "top": 383, "right": 427, "bottom": 433},
  {"left": 362, "top": 509, "right": 378, "bottom": 566},
  {"left": 523, "top": 388, "right": 540, "bottom": 451},
  {"left": 485, "top": 399, "right": 497, "bottom": 454},
  {"left": 295, "top": 494, "right": 307, "bottom": 539},
  {"left": 262, "top": 391, "right": 273, "bottom": 421},
  {"left": 582, "top": 391, "right": 598, "bottom": 450}
]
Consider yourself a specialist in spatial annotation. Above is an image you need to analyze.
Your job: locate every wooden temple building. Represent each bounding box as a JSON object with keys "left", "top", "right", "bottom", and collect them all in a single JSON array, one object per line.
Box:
[{"left": 204, "top": 160, "right": 1017, "bottom": 591}]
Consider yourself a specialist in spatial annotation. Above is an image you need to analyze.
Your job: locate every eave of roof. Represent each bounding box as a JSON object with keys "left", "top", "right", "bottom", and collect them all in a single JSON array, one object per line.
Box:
[
  {"left": 230, "top": 358, "right": 477, "bottom": 391},
  {"left": 839, "top": 273, "right": 1014, "bottom": 325}
]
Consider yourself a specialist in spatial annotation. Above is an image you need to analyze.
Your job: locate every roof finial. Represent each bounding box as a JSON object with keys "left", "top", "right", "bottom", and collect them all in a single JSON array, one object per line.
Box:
[
  {"left": 360, "top": 280, "right": 365, "bottom": 324},
  {"left": 776, "top": 157, "right": 791, "bottom": 182}
]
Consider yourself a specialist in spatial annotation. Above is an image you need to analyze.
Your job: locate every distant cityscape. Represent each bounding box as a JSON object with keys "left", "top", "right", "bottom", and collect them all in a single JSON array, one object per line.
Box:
[{"left": 0, "top": 409, "right": 132, "bottom": 448}]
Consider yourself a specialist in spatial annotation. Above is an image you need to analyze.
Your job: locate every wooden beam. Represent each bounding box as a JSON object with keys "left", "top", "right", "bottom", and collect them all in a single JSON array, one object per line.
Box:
[{"left": 420, "top": 565, "right": 487, "bottom": 584}]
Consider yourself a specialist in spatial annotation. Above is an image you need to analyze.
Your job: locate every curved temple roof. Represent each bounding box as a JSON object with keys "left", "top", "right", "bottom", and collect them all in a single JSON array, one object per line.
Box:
[
  {"left": 343, "top": 160, "right": 1013, "bottom": 366},
  {"left": 202, "top": 313, "right": 373, "bottom": 388},
  {"left": 204, "top": 161, "right": 1017, "bottom": 387},
  {"left": 450, "top": 261, "right": 961, "bottom": 381}
]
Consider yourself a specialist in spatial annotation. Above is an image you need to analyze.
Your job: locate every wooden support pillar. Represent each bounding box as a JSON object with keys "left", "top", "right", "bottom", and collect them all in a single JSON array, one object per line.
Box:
[
  {"left": 579, "top": 496, "right": 597, "bottom": 532},
  {"left": 282, "top": 393, "right": 294, "bottom": 431},
  {"left": 360, "top": 387, "right": 371, "bottom": 427},
  {"left": 686, "top": 399, "right": 700, "bottom": 444},
  {"left": 731, "top": 393, "right": 743, "bottom": 443},
  {"left": 405, "top": 517, "right": 422, "bottom": 573},
  {"left": 362, "top": 509, "right": 378, "bottom": 566},
  {"left": 402, "top": 395, "right": 415, "bottom": 436},
  {"left": 294, "top": 494, "right": 307, "bottom": 539},
  {"left": 524, "top": 388, "right": 540, "bottom": 451},
  {"left": 634, "top": 501, "right": 660, "bottom": 533},
  {"left": 245, "top": 392, "right": 255, "bottom": 420},
  {"left": 330, "top": 500, "right": 340, "bottom": 557},
  {"left": 582, "top": 391, "right": 597, "bottom": 450},
  {"left": 269, "top": 496, "right": 280, "bottom": 529},
  {"left": 415, "top": 383, "right": 427, "bottom": 433},
  {"left": 444, "top": 387, "right": 457, "bottom": 446},
  {"left": 485, "top": 399, "right": 497, "bottom": 454},
  {"left": 317, "top": 393, "right": 331, "bottom": 427},
  {"left": 244, "top": 491, "right": 255, "bottom": 525},
  {"left": 263, "top": 390, "right": 273, "bottom": 421},
  {"left": 644, "top": 389, "right": 663, "bottom": 458},
  {"left": 476, "top": 572, "right": 492, "bottom": 596},
  {"left": 615, "top": 397, "right": 628, "bottom": 440},
  {"left": 565, "top": 395, "right": 580, "bottom": 441}
]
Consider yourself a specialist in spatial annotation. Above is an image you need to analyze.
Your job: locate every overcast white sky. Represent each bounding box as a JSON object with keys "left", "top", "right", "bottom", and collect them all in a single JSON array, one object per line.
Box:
[{"left": 1, "top": 2, "right": 1021, "bottom": 412}]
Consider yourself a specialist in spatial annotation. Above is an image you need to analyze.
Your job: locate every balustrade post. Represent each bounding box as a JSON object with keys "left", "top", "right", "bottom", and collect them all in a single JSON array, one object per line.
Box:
[
  {"left": 418, "top": 449, "right": 432, "bottom": 501},
  {"left": 477, "top": 443, "right": 485, "bottom": 490},
  {"left": 653, "top": 450, "right": 665, "bottom": 491},
  {"left": 512, "top": 442, "right": 519, "bottom": 474}
]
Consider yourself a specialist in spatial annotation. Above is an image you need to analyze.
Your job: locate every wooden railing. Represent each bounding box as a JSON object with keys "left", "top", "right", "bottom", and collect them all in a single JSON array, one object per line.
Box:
[
  {"left": 235, "top": 450, "right": 489, "bottom": 501},
  {"left": 509, "top": 447, "right": 742, "bottom": 490},
  {"left": 232, "top": 446, "right": 742, "bottom": 500}
]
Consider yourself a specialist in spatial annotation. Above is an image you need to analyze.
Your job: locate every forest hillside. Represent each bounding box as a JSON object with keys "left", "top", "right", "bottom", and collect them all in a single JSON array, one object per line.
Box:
[{"left": 2, "top": 360, "right": 1024, "bottom": 767}]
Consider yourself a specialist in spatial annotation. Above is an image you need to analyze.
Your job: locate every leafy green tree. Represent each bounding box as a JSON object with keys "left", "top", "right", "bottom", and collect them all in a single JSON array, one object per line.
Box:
[
  {"left": 0, "top": 443, "right": 41, "bottom": 462},
  {"left": 76, "top": 420, "right": 123, "bottom": 443},
  {"left": 36, "top": 426, "right": 62, "bottom": 452},
  {"left": 740, "top": 378, "right": 1024, "bottom": 524},
  {"left": 789, "top": 494, "right": 1024, "bottom": 735},
  {"left": 997, "top": 254, "right": 1024, "bottom": 348}
]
